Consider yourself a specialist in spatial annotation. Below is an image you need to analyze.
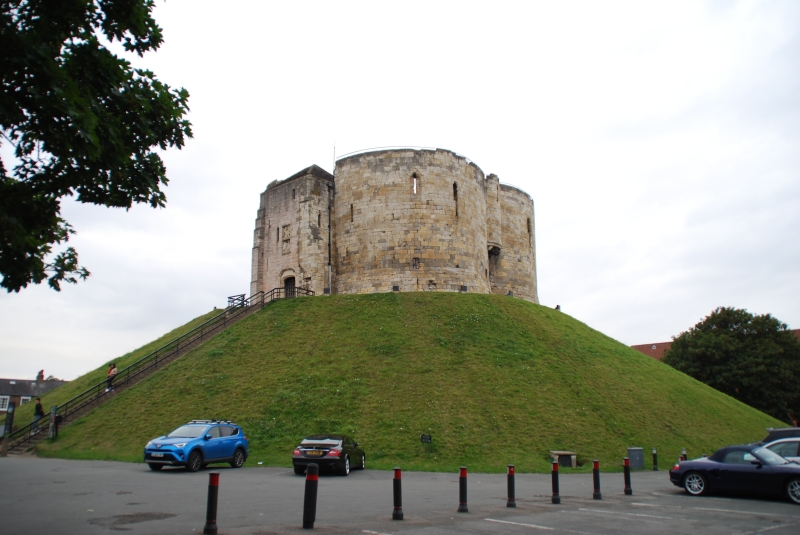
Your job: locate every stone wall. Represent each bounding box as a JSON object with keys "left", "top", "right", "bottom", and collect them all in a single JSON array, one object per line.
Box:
[
  {"left": 491, "top": 184, "right": 538, "bottom": 301},
  {"left": 250, "top": 165, "right": 334, "bottom": 296},
  {"left": 250, "top": 148, "right": 539, "bottom": 303},
  {"left": 332, "top": 149, "right": 490, "bottom": 294}
]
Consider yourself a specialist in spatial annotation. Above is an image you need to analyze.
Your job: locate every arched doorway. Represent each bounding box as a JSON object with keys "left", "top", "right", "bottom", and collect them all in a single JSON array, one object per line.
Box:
[{"left": 284, "top": 276, "right": 296, "bottom": 298}]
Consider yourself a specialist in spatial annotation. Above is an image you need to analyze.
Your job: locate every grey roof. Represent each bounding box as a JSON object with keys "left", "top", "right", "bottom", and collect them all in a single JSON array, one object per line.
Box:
[
  {"left": 0, "top": 378, "right": 67, "bottom": 397},
  {"left": 286, "top": 164, "right": 334, "bottom": 182}
]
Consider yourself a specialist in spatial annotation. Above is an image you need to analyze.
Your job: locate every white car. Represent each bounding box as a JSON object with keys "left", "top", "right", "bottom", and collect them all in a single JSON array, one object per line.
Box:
[{"left": 764, "top": 437, "right": 800, "bottom": 464}]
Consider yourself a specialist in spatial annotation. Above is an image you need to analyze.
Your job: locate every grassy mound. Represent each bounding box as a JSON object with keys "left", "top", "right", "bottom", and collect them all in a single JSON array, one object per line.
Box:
[
  {"left": 37, "top": 293, "right": 781, "bottom": 472},
  {"left": 3, "top": 309, "right": 220, "bottom": 429}
]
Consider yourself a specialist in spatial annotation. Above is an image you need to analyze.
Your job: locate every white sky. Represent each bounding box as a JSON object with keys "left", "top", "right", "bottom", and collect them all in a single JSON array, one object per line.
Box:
[{"left": 1, "top": 0, "right": 799, "bottom": 380}]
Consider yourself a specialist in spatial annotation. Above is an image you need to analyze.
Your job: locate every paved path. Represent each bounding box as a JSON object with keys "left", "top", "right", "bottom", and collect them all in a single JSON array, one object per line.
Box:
[{"left": 2, "top": 457, "right": 799, "bottom": 534}]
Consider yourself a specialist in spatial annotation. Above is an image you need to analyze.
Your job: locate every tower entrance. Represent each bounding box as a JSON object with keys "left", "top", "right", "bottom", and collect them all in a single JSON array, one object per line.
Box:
[{"left": 284, "top": 277, "right": 296, "bottom": 298}]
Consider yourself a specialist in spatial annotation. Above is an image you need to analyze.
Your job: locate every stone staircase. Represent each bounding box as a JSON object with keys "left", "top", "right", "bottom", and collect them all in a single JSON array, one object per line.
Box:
[{"left": 2, "top": 288, "right": 312, "bottom": 456}]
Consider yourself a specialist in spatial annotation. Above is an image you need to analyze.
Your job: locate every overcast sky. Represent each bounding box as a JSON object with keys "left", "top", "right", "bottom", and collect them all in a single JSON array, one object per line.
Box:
[{"left": 2, "top": 0, "right": 799, "bottom": 380}]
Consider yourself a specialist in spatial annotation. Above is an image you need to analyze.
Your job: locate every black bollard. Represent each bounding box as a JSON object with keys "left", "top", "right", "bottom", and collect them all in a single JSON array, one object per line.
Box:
[
  {"left": 623, "top": 457, "right": 632, "bottom": 496},
  {"left": 392, "top": 467, "right": 404, "bottom": 520},
  {"left": 457, "top": 467, "right": 469, "bottom": 513},
  {"left": 592, "top": 460, "right": 602, "bottom": 500},
  {"left": 551, "top": 461, "right": 561, "bottom": 504},
  {"left": 652, "top": 448, "right": 658, "bottom": 471},
  {"left": 203, "top": 472, "right": 220, "bottom": 535},
  {"left": 303, "top": 463, "right": 319, "bottom": 529},
  {"left": 507, "top": 464, "right": 516, "bottom": 508}
]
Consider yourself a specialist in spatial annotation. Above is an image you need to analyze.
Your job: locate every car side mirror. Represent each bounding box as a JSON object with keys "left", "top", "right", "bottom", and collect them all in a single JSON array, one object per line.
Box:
[
  {"left": 354, "top": 442, "right": 359, "bottom": 447},
  {"left": 204, "top": 434, "right": 212, "bottom": 440},
  {"left": 750, "top": 460, "right": 762, "bottom": 467}
]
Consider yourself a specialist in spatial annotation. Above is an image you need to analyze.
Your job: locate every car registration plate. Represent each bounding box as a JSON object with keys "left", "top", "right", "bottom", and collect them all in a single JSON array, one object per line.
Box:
[
  {"left": 151, "top": 452, "right": 164, "bottom": 458},
  {"left": 306, "top": 450, "right": 322, "bottom": 456}
]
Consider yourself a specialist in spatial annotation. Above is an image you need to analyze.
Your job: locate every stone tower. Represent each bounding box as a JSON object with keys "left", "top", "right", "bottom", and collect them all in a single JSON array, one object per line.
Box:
[{"left": 250, "top": 148, "right": 538, "bottom": 303}]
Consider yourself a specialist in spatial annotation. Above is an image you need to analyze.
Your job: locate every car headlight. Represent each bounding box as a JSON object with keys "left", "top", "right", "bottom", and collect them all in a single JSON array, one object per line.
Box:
[
  {"left": 145, "top": 441, "right": 154, "bottom": 448},
  {"left": 173, "top": 443, "right": 187, "bottom": 448}
]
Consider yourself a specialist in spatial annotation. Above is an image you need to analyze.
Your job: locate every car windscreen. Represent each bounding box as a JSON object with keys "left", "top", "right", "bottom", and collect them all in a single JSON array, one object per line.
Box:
[
  {"left": 753, "top": 447, "right": 790, "bottom": 465},
  {"left": 167, "top": 425, "right": 208, "bottom": 438}
]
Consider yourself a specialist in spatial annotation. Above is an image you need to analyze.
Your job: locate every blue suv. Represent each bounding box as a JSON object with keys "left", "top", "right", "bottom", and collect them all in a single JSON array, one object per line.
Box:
[{"left": 144, "top": 420, "right": 249, "bottom": 471}]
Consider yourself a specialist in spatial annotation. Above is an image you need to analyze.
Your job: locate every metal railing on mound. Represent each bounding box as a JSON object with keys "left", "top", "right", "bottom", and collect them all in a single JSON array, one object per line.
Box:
[{"left": 6, "top": 286, "right": 313, "bottom": 450}]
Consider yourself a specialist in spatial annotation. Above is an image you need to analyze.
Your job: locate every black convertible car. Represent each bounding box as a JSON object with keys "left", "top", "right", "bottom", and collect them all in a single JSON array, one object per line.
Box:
[
  {"left": 669, "top": 444, "right": 800, "bottom": 504},
  {"left": 292, "top": 434, "right": 365, "bottom": 476}
]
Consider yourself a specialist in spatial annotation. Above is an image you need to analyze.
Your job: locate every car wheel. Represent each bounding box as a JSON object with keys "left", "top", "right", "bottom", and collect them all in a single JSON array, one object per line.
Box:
[
  {"left": 340, "top": 455, "right": 350, "bottom": 476},
  {"left": 147, "top": 463, "right": 163, "bottom": 471},
  {"left": 294, "top": 465, "right": 305, "bottom": 475},
  {"left": 787, "top": 478, "right": 800, "bottom": 505},
  {"left": 683, "top": 472, "right": 708, "bottom": 496},
  {"left": 230, "top": 448, "right": 245, "bottom": 468},
  {"left": 186, "top": 451, "right": 203, "bottom": 472}
]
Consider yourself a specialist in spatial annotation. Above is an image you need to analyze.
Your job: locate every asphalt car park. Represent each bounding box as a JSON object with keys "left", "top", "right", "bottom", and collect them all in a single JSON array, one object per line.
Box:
[{"left": 2, "top": 457, "right": 800, "bottom": 535}]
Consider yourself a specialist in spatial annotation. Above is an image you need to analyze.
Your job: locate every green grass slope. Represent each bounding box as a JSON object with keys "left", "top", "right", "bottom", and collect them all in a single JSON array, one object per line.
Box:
[
  {"left": 3, "top": 309, "right": 220, "bottom": 429},
  {"left": 37, "top": 293, "right": 782, "bottom": 472}
]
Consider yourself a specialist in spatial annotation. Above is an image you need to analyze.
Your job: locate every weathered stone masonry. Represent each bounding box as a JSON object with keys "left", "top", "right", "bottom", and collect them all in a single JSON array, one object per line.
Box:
[{"left": 250, "top": 148, "right": 538, "bottom": 303}]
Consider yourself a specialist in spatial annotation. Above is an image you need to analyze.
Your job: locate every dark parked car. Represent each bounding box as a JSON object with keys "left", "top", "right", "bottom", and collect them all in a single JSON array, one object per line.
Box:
[
  {"left": 292, "top": 434, "right": 365, "bottom": 476},
  {"left": 754, "top": 427, "right": 800, "bottom": 446},
  {"left": 144, "top": 420, "right": 249, "bottom": 472},
  {"left": 669, "top": 444, "right": 800, "bottom": 504}
]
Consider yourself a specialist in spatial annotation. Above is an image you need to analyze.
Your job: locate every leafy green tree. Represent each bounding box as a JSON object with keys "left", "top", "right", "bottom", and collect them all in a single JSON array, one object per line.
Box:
[
  {"left": 1, "top": 0, "right": 191, "bottom": 292},
  {"left": 663, "top": 307, "right": 800, "bottom": 422}
]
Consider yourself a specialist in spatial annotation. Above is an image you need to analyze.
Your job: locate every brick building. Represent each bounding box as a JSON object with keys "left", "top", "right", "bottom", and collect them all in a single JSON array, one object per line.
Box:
[
  {"left": 0, "top": 371, "right": 66, "bottom": 414},
  {"left": 632, "top": 329, "right": 800, "bottom": 360}
]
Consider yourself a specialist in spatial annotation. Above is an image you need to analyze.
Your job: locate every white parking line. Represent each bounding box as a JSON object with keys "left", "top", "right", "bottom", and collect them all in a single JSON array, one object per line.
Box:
[
  {"left": 739, "top": 522, "right": 799, "bottom": 535},
  {"left": 634, "top": 500, "right": 780, "bottom": 523},
  {"left": 362, "top": 530, "right": 394, "bottom": 535},
  {"left": 486, "top": 519, "right": 554, "bottom": 530},
  {"left": 693, "top": 507, "right": 794, "bottom": 518},
  {"left": 632, "top": 502, "right": 683, "bottom": 509},
  {"left": 488, "top": 518, "right": 607, "bottom": 535},
  {"left": 578, "top": 508, "right": 673, "bottom": 520}
]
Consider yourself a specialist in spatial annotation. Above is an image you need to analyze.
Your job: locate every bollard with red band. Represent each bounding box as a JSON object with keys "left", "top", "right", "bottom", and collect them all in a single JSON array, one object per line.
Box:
[
  {"left": 652, "top": 448, "right": 658, "bottom": 471},
  {"left": 592, "top": 460, "right": 602, "bottom": 500},
  {"left": 623, "top": 457, "right": 632, "bottom": 496},
  {"left": 303, "top": 463, "right": 319, "bottom": 529},
  {"left": 203, "top": 472, "right": 220, "bottom": 535},
  {"left": 507, "top": 464, "right": 516, "bottom": 507},
  {"left": 681, "top": 448, "right": 687, "bottom": 462},
  {"left": 551, "top": 461, "right": 561, "bottom": 504},
  {"left": 457, "top": 466, "right": 469, "bottom": 513},
  {"left": 392, "top": 467, "right": 404, "bottom": 520}
]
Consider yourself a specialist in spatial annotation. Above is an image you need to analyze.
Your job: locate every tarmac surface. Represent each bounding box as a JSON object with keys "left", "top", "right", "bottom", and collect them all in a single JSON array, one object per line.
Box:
[{"left": 2, "top": 457, "right": 800, "bottom": 534}]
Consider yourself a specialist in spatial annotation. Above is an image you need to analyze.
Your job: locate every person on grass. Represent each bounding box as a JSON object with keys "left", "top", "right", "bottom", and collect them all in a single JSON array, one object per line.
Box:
[{"left": 106, "top": 363, "right": 117, "bottom": 392}]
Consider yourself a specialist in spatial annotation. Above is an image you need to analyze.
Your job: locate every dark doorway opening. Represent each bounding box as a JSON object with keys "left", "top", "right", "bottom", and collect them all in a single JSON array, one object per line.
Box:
[
  {"left": 488, "top": 246, "right": 501, "bottom": 285},
  {"left": 284, "top": 277, "right": 296, "bottom": 298}
]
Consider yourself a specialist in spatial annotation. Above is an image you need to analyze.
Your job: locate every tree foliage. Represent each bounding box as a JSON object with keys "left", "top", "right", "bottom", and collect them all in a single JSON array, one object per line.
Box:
[
  {"left": 663, "top": 307, "right": 800, "bottom": 421},
  {"left": 0, "top": 0, "right": 191, "bottom": 292}
]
